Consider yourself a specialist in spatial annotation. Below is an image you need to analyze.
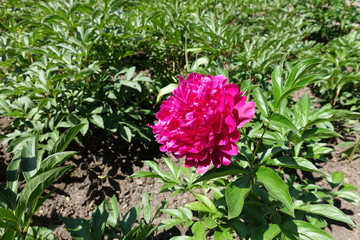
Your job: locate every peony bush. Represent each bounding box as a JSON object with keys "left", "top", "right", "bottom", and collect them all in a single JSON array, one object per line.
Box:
[{"left": 133, "top": 62, "right": 360, "bottom": 239}]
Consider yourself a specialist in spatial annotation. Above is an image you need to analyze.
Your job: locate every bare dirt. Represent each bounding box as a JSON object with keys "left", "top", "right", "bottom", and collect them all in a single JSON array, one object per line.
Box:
[{"left": 1, "top": 116, "right": 359, "bottom": 240}]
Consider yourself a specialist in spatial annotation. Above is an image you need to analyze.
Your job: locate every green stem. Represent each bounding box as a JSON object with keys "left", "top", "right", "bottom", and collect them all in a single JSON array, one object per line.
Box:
[
  {"left": 22, "top": 197, "right": 40, "bottom": 239},
  {"left": 251, "top": 121, "right": 270, "bottom": 166},
  {"left": 348, "top": 137, "right": 360, "bottom": 162}
]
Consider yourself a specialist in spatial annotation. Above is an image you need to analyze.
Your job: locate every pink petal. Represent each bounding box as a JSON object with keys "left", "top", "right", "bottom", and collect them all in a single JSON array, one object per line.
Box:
[
  {"left": 229, "top": 130, "right": 240, "bottom": 142},
  {"left": 235, "top": 101, "right": 256, "bottom": 128},
  {"left": 224, "top": 83, "right": 239, "bottom": 97},
  {"left": 224, "top": 112, "right": 236, "bottom": 133},
  {"left": 218, "top": 142, "right": 238, "bottom": 155}
]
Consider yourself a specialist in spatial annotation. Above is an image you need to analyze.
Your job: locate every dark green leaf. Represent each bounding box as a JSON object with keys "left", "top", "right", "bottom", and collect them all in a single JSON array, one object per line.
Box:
[
  {"left": 63, "top": 218, "right": 92, "bottom": 240},
  {"left": 225, "top": 176, "right": 251, "bottom": 218},
  {"left": 92, "top": 200, "right": 108, "bottom": 240},
  {"left": 252, "top": 224, "right": 281, "bottom": 240}
]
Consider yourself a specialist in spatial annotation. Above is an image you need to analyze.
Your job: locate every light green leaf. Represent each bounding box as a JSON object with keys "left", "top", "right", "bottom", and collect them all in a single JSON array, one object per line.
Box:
[
  {"left": 185, "top": 201, "right": 211, "bottom": 213},
  {"left": 193, "top": 193, "right": 218, "bottom": 214},
  {"left": 263, "top": 157, "right": 321, "bottom": 173},
  {"left": 156, "top": 83, "right": 178, "bottom": 103},
  {"left": 282, "top": 220, "right": 332, "bottom": 240},
  {"left": 119, "top": 125, "right": 132, "bottom": 142},
  {"left": 270, "top": 113, "right": 299, "bottom": 136},
  {"left": 50, "top": 124, "right": 84, "bottom": 154},
  {"left": 16, "top": 166, "right": 72, "bottom": 217},
  {"left": 256, "top": 166, "right": 294, "bottom": 217},
  {"left": 271, "top": 66, "right": 282, "bottom": 108},
  {"left": 253, "top": 87, "right": 269, "bottom": 117},
  {"left": 90, "top": 115, "right": 104, "bottom": 129},
  {"left": 142, "top": 193, "right": 152, "bottom": 224},
  {"left": 285, "top": 59, "right": 321, "bottom": 89},
  {"left": 295, "top": 204, "right": 355, "bottom": 226},
  {"left": 106, "top": 195, "right": 120, "bottom": 228},
  {"left": 38, "top": 151, "right": 76, "bottom": 175},
  {"left": 192, "top": 222, "right": 206, "bottom": 240}
]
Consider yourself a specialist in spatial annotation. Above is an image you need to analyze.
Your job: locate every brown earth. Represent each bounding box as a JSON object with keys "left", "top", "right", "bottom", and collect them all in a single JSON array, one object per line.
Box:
[{"left": 0, "top": 116, "right": 359, "bottom": 240}]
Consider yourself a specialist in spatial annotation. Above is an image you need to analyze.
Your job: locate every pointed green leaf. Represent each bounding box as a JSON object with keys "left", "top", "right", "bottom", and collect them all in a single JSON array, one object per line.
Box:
[
  {"left": 156, "top": 83, "right": 178, "bottom": 103},
  {"left": 0, "top": 208, "right": 17, "bottom": 231},
  {"left": 295, "top": 204, "right": 355, "bottom": 226},
  {"left": 16, "top": 166, "right": 72, "bottom": 217},
  {"left": 92, "top": 200, "right": 108, "bottom": 240},
  {"left": 106, "top": 195, "right": 120, "bottom": 228},
  {"left": 282, "top": 220, "right": 332, "bottom": 240},
  {"left": 285, "top": 59, "right": 321, "bottom": 89},
  {"left": 253, "top": 87, "right": 269, "bottom": 117},
  {"left": 50, "top": 124, "right": 84, "bottom": 154},
  {"left": 192, "top": 221, "right": 206, "bottom": 240},
  {"left": 271, "top": 66, "right": 282, "bottom": 108},
  {"left": 256, "top": 167, "right": 294, "bottom": 216},
  {"left": 90, "top": 115, "right": 104, "bottom": 129},
  {"left": 193, "top": 193, "right": 218, "bottom": 214},
  {"left": 38, "top": 151, "right": 76, "bottom": 175},
  {"left": 264, "top": 157, "right": 321, "bottom": 173},
  {"left": 20, "top": 135, "right": 40, "bottom": 181},
  {"left": 62, "top": 218, "right": 92, "bottom": 239},
  {"left": 142, "top": 193, "right": 152, "bottom": 224},
  {"left": 270, "top": 113, "right": 299, "bottom": 136}
]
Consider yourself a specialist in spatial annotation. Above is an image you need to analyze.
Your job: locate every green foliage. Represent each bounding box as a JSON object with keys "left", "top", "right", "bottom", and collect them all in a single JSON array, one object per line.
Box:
[
  {"left": 63, "top": 194, "right": 167, "bottom": 240},
  {"left": 0, "top": 125, "right": 83, "bottom": 239}
]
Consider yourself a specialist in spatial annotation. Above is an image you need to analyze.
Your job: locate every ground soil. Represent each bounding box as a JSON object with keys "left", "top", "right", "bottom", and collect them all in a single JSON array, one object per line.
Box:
[{"left": 0, "top": 116, "right": 359, "bottom": 240}]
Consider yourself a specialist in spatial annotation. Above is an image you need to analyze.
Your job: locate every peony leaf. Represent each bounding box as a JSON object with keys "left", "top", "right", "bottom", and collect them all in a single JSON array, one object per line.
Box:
[
  {"left": 263, "top": 157, "right": 321, "bottom": 173},
  {"left": 285, "top": 59, "right": 321, "bottom": 89},
  {"left": 271, "top": 66, "right": 282, "bottom": 108},
  {"left": 15, "top": 166, "right": 72, "bottom": 218},
  {"left": 253, "top": 87, "right": 269, "bottom": 117},
  {"left": 50, "top": 124, "right": 85, "bottom": 154},
  {"left": 295, "top": 204, "right": 355, "bottom": 226},
  {"left": 156, "top": 83, "right": 178, "bottom": 103},
  {"left": 194, "top": 162, "right": 248, "bottom": 183},
  {"left": 256, "top": 166, "right": 294, "bottom": 217},
  {"left": 270, "top": 113, "right": 300, "bottom": 136},
  {"left": 282, "top": 220, "right": 332, "bottom": 240},
  {"left": 225, "top": 176, "right": 251, "bottom": 219}
]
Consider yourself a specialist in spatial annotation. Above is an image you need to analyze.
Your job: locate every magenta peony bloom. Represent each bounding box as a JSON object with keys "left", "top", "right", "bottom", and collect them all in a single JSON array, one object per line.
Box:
[{"left": 149, "top": 73, "right": 256, "bottom": 174}]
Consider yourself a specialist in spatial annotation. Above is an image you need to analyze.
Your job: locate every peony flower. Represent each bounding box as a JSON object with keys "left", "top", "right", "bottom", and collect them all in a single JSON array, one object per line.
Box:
[{"left": 149, "top": 73, "right": 256, "bottom": 174}]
